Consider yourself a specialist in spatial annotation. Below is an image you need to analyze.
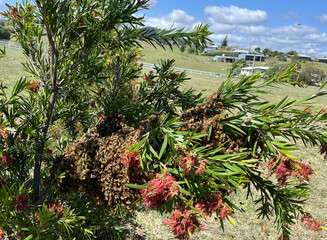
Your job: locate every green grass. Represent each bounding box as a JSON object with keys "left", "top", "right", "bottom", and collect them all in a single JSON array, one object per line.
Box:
[
  {"left": 0, "top": 47, "right": 27, "bottom": 88},
  {"left": 140, "top": 43, "right": 233, "bottom": 75}
]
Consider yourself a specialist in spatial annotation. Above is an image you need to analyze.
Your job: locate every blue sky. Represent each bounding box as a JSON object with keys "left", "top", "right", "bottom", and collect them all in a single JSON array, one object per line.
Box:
[{"left": 2, "top": 0, "right": 327, "bottom": 56}]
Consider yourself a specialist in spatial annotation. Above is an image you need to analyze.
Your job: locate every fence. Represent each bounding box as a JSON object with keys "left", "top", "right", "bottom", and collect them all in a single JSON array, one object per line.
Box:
[
  {"left": 142, "top": 62, "right": 225, "bottom": 78},
  {"left": 0, "top": 43, "right": 226, "bottom": 78},
  {"left": 0, "top": 41, "right": 22, "bottom": 50}
]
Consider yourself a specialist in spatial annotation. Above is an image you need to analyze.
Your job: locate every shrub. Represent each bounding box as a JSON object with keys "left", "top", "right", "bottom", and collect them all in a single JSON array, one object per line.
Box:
[
  {"left": 0, "top": 26, "right": 11, "bottom": 40},
  {"left": 0, "top": 0, "right": 211, "bottom": 239}
]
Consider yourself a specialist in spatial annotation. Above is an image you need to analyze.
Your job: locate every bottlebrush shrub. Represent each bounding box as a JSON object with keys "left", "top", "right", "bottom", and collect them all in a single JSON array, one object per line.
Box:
[
  {"left": 0, "top": 182, "right": 94, "bottom": 239},
  {"left": 58, "top": 62, "right": 327, "bottom": 239},
  {"left": 126, "top": 62, "right": 327, "bottom": 239}
]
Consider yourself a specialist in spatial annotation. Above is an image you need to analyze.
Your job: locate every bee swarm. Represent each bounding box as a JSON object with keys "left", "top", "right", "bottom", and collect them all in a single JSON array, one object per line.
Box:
[{"left": 57, "top": 92, "right": 247, "bottom": 211}]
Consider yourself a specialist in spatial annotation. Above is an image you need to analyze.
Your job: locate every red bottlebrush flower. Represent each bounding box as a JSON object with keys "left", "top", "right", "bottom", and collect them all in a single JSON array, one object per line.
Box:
[
  {"left": 141, "top": 172, "right": 179, "bottom": 209},
  {"left": 14, "top": 193, "right": 29, "bottom": 212},
  {"left": 47, "top": 203, "right": 64, "bottom": 218},
  {"left": 0, "top": 127, "right": 9, "bottom": 142},
  {"left": 2, "top": 154, "right": 12, "bottom": 166},
  {"left": 35, "top": 203, "right": 64, "bottom": 224},
  {"left": 301, "top": 214, "right": 325, "bottom": 231},
  {"left": 139, "top": 62, "right": 143, "bottom": 67},
  {"left": 304, "top": 106, "right": 313, "bottom": 114},
  {"left": 218, "top": 205, "right": 232, "bottom": 220},
  {"left": 178, "top": 154, "right": 197, "bottom": 175},
  {"left": 163, "top": 207, "right": 203, "bottom": 240},
  {"left": 195, "top": 159, "right": 208, "bottom": 175},
  {"left": 28, "top": 81, "right": 40, "bottom": 93},
  {"left": 275, "top": 160, "right": 294, "bottom": 187},
  {"left": 132, "top": 97, "right": 140, "bottom": 102},
  {"left": 16, "top": 232, "right": 24, "bottom": 239},
  {"left": 121, "top": 151, "right": 141, "bottom": 171},
  {"left": 294, "top": 161, "right": 315, "bottom": 181},
  {"left": 194, "top": 193, "right": 223, "bottom": 217},
  {"left": 0, "top": 178, "right": 6, "bottom": 184},
  {"left": 320, "top": 108, "right": 327, "bottom": 114},
  {"left": 273, "top": 155, "right": 315, "bottom": 186},
  {"left": 0, "top": 228, "right": 5, "bottom": 240},
  {"left": 99, "top": 113, "right": 106, "bottom": 120}
]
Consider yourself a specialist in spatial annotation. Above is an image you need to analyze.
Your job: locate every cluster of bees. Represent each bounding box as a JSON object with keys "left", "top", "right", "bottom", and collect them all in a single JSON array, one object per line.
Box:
[
  {"left": 179, "top": 92, "right": 246, "bottom": 155},
  {"left": 58, "top": 91, "right": 248, "bottom": 211},
  {"left": 58, "top": 116, "right": 155, "bottom": 211}
]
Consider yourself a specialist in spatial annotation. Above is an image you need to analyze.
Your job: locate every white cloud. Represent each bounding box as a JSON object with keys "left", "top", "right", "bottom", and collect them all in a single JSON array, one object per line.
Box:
[
  {"left": 143, "top": 5, "right": 327, "bottom": 56},
  {"left": 239, "top": 25, "right": 269, "bottom": 35},
  {"left": 145, "top": 9, "right": 197, "bottom": 29},
  {"left": 148, "top": 0, "right": 158, "bottom": 10},
  {"left": 204, "top": 5, "right": 268, "bottom": 25},
  {"left": 207, "top": 21, "right": 236, "bottom": 33},
  {"left": 281, "top": 11, "right": 301, "bottom": 21},
  {"left": 316, "top": 14, "right": 327, "bottom": 24},
  {"left": 0, "top": 0, "right": 4, "bottom": 12}
]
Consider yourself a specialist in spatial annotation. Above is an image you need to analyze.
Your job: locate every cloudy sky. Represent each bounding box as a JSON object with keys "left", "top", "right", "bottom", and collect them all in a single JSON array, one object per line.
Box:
[
  {"left": 2, "top": 0, "right": 327, "bottom": 56},
  {"left": 141, "top": 0, "right": 327, "bottom": 57}
]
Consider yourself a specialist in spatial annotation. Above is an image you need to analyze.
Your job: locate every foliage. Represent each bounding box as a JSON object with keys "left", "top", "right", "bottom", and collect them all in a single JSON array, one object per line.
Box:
[
  {"left": 180, "top": 44, "right": 186, "bottom": 53},
  {"left": 126, "top": 61, "right": 327, "bottom": 239},
  {"left": 0, "top": 25, "right": 11, "bottom": 40},
  {"left": 288, "top": 50, "right": 298, "bottom": 56},
  {"left": 221, "top": 35, "right": 228, "bottom": 49},
  {"left": 263, "top": 48, "right": 272, "bottom": 57},
  {"left": 0, "top": 0, "right": 211, "bottom": 238},
  {"left": 1, "top": 1, "right": 327, "bottom": 240},
  {"left": 254, "top": 47, "right": 261, "bottom": 52},
  {"left": 265, "top": 62, "right": 326, "bottom": 87},
  {"left": 297, "top": 62, "right": 326, "bottom": 86}
]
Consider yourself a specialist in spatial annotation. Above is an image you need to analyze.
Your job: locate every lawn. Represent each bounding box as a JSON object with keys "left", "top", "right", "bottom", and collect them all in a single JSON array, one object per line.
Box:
[
  {"left": 1, "top": 45, "right": 327, "bottom": 240},
  {"left": 0, "top": 46, "right": 26, "bottom": 88}
]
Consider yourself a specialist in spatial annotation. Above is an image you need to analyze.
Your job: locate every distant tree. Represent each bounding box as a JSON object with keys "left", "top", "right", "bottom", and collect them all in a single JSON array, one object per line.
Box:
[
  {"left": 298, "top": 62, "right": 326, "bottom": 86},
  {"left": 254, "top": 47, "right": 261, "bottom": 52},
  {"left": 271, "top": 50, "right": 279, "bottom": 57},
  {"left": 180, "top": 44, "right": 186, "bottom": 53},
  {"left": 277, "top": 56, "right": 287, "bottom": 62},
  {"left": 221, "top": 35, "right": 228, "bottom": 49},
  {"left": 0, "top": 26, "right": 11, "bottom": 40},
  {"left": 287, "top": 50, "right": 297, "bottom": 56},
  {"left": 262, "top": 48, "right": 272, "bottom": 56},
  {"left": 188, "top": 47, "right": 195, "bottom": 54},
  {"left": 292, "top": 52, "right": 299, "bottom": 61},
  {"left": 0, "top": 22, "right": 5, "bottom": 27}
]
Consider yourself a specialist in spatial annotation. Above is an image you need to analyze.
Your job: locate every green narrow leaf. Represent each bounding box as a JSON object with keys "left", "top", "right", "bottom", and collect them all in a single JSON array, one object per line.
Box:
[
  {"left": 159, "top": 134, "right": 168, "bottom": 159},
  {"left": 125, "top": 184, "right": 147, "bottom": 190},
  {"left": 224, "top": 123, "right": 246, "bottom": 135},
  {"left": 227, "top": 216, "right": 238, "bottom": 226},
  {"left": 149, "top": 144, "right": 159, "bottom": 159}
]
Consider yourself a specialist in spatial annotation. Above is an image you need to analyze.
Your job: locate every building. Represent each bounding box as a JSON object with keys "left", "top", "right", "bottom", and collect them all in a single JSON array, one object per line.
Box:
[
  {"left": 318, "top": 57, "right": 327, "bottom": 63},
  {"left": 240, "top": 66, "right": 269, "bottom": 76},
  {"left": 238, "top": 53, "right": 266, "bottom": 62},
  {"left": 203, "top": 45, "right": 218, "bottom": 54},
  {"left": 298, "top": 54, "right": 314, "bottom": 61}
]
